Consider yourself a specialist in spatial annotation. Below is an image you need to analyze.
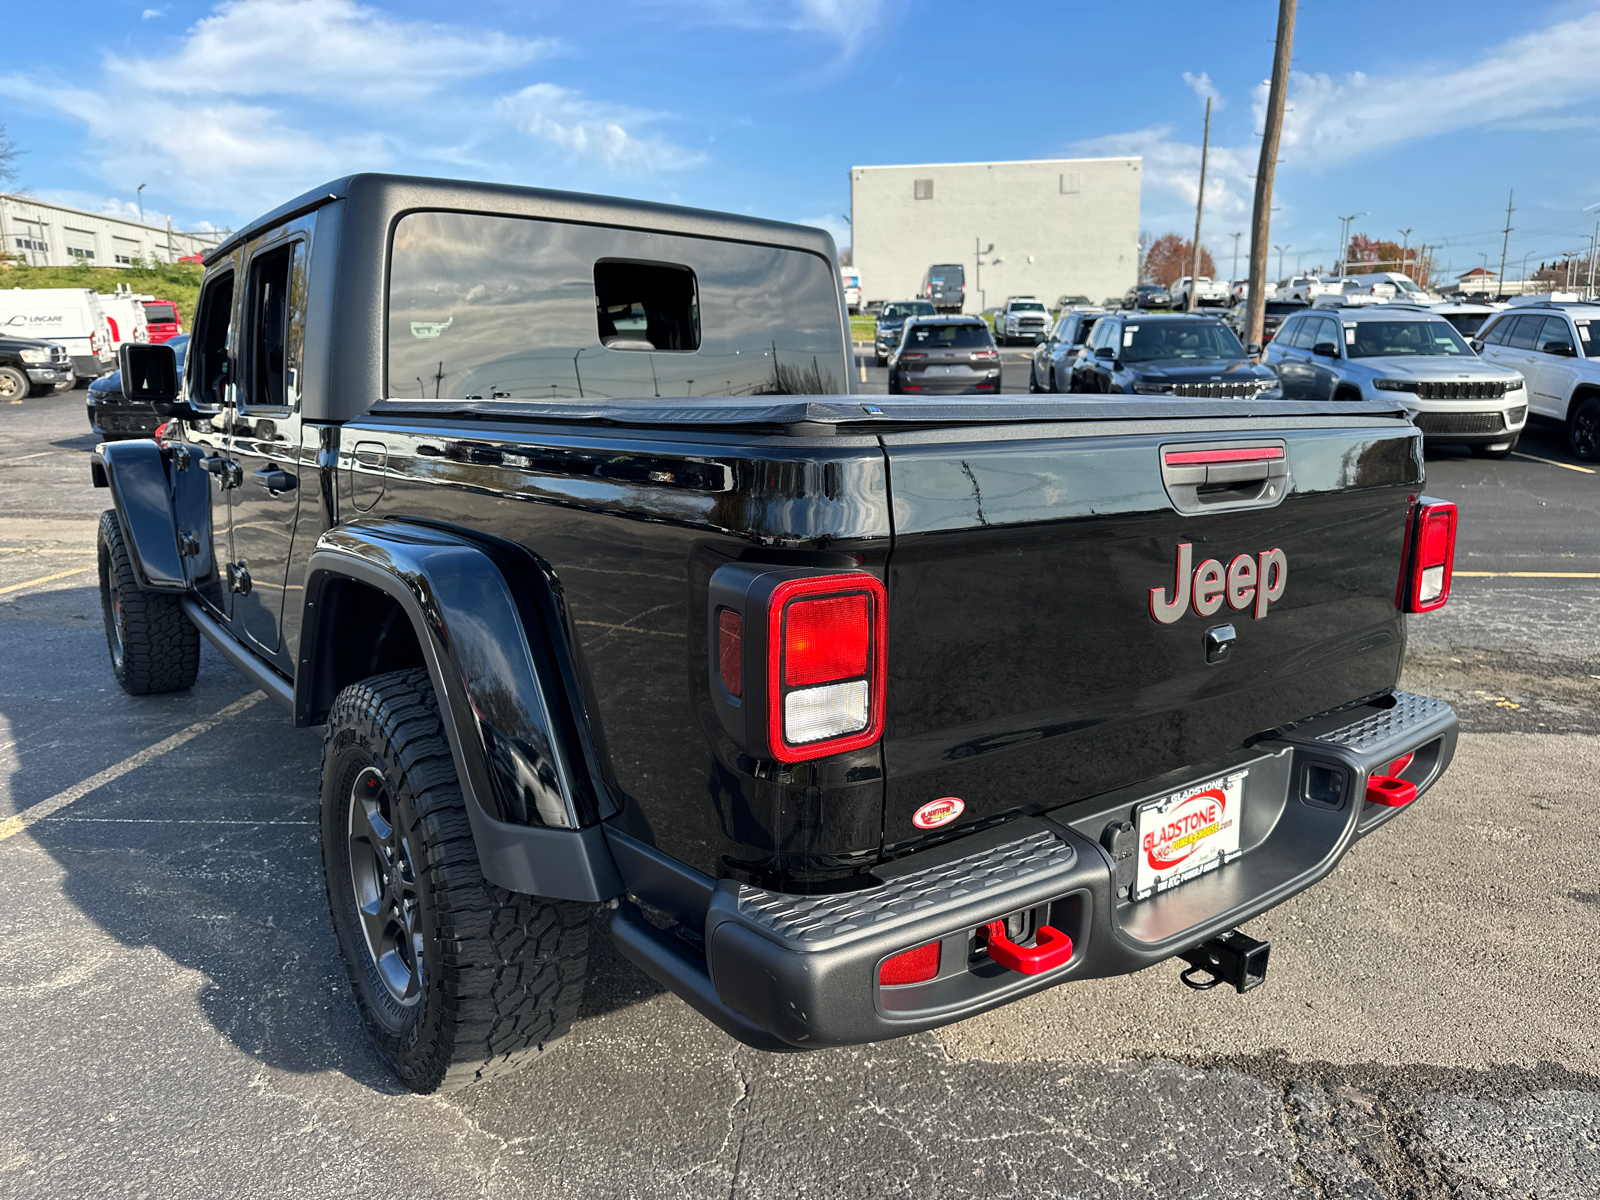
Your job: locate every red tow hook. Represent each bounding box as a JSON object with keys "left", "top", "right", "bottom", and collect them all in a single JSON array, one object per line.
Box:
[
  {"left": 982, "top": 921, "right": 1074, "bottom": 975},
  {"left": 1365, "top": 774, "right": 1417, "bottom": 807}
]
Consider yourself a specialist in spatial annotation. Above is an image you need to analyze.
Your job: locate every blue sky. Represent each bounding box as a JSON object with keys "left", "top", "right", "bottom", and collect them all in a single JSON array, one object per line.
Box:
[{"left": 7, "top": 0, "right": 1600, "bottom": 283}]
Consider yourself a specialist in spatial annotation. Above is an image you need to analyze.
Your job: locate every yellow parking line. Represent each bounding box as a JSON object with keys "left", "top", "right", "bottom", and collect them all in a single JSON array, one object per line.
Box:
[
  {"left": 0, "top": 693, "right": 265, "bottom": 843},
  {"left": 0, "top": 567, "right": 92, "bottom": 595},
  {"left": 1511, "top": 452, "right": 1595, "bottom": 474},
  {"left": 1454, "top": 571, "right": 1600, "bottom": 578}
]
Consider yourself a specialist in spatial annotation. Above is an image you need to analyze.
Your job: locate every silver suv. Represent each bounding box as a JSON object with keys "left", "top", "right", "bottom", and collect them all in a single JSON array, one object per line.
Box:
[
  {"left": 1262, "top": 305, "right": 1527, "bottom": 457},
  {"left": 1472, "top": 302, "right": 1600, "bottom": 461}
]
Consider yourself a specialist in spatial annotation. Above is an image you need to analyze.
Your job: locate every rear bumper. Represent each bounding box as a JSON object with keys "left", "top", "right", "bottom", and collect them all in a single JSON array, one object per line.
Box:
[{"left": 611, "top": 689, "right": 1457, "bottom": 1050}]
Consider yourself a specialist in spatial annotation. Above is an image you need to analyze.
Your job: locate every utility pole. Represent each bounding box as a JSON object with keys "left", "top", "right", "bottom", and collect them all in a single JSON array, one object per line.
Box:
[
  {"left": 1396, "top": 228, "right": 1411, "bottom": 279},
  {"left": 1274, "top": 243, "right": 1290, "bottom": 280},
  {"left": 1496, "top": 190, "right": 1514, "bottom": 301},
  {"left": 1245, "top": 0, "right": 1295, "bottom": 349},
  {"left": 1187, "top": 97, "right": 1212, "bottom": 313}
]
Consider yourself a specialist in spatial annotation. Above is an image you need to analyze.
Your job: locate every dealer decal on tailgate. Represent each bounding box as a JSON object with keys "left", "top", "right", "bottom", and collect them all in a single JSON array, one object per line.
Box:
[{"left": 1132, "top": 770, "right": 1246, "bottom": 900}]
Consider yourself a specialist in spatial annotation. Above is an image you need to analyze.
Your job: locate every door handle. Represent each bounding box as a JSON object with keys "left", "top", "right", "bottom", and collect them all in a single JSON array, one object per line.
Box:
[
  {"left": 253, "top": 466, "right": 297, "bottom": 493},
  {"left": 202, "top": 456, "right": 242, "bottom": 489}
]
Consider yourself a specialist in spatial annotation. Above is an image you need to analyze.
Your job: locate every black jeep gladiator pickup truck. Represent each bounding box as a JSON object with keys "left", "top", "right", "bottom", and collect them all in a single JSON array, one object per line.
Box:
[{"left": 93, "top": 174, "right": 1460, "bottom": 1093}]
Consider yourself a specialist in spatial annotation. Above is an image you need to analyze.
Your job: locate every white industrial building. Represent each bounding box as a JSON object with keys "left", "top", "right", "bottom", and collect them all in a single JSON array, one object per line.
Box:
[
  {"left": 0, "top": 193, "right": 222, "bottom": 268},
  {"left": 849, "top": 157, "right": 1141, "bottom": 312}
]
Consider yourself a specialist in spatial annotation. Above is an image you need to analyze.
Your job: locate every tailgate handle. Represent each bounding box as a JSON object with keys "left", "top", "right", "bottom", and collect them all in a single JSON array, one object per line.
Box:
[{"left": 1161, "top": 442, "right": 1289, "bottom": 515}]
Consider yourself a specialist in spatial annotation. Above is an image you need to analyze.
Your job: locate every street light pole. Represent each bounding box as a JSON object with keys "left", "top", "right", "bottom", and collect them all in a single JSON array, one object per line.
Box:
[
  {"left": 1334, "top": 212, "right": 1365, "bottom": 277},
  {"left": 137, "top": 183, "right": 146, "bottom": 225},
  {"left": 1229, "top": 231, "right": 1243, "bottom": 282},
  {"left": 1397, "top": 227, "right": 1411, "bottom": 279},
  {"left": 1274, "top": 243, "right": 1289, "bottom": 279}
]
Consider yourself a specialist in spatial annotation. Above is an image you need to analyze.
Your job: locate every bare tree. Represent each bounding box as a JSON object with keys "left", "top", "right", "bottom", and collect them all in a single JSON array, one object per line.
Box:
[{"left": 0, "top": 121, "right": 19, "bottom": 187}]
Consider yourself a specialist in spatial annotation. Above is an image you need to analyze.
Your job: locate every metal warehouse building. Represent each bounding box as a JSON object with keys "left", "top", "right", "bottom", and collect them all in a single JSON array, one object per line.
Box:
[
  {"left": 849, "top": 157, "right": 1141, "bottom": 313},
  {"left": 1, "top": 193, "right": 221, "bottom": 268}
]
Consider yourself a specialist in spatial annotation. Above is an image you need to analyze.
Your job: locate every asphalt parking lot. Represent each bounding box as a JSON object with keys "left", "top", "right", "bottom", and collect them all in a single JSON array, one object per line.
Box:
[{"left": 2, "top": 381, "right": 1597, "bottom": 1199}]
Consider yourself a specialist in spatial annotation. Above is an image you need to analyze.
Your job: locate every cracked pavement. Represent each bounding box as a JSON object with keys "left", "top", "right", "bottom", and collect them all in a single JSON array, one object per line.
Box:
[{"left": 1, "top": 394, "right": 1596, "bottom": 1198}]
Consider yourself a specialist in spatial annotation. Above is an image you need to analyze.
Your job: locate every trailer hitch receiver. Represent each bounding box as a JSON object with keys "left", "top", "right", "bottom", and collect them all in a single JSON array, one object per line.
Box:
[{"left": 1178, "top": 930, "right": 1271, "bottom": 994}]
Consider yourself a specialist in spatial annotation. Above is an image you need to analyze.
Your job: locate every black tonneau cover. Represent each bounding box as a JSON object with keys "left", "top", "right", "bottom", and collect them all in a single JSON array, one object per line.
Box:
[{"left": 371, "top": 396, "right": 1410, "bottom": 433}]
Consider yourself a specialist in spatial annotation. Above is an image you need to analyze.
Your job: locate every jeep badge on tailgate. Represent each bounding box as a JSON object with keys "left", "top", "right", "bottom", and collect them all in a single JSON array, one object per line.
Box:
[{"left": 1149, "top": 542, "right": 1287, "bottom": 624}]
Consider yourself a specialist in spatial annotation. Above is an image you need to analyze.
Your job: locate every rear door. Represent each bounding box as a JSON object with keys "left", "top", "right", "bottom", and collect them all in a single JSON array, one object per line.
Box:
[
  {"left": 876, "top": 416, "right": 1419, "bottom": 853},
  {"left": 1526, "top": 315, "right": 1579, "bottom": 413},
  {"left": 225, "top": 226, "right": 310, "bottom": 667}
]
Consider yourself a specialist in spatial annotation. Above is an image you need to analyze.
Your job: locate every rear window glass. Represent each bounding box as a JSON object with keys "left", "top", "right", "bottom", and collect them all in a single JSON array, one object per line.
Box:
[
  {"left": 905, "top": 323, "right": 991, "bottom": 349},
  {"left": 1120, "top": 321, "right": 1245, "bottom": 362},
  {"left": 1440, "top": 313, "right": 1489, "bottom": 337},
  {"left": 928, "top": 265, "right": 965, "bottom": 284},
  {"left": 387, "top": 211, "right": 845, "bottom": 400},
  {"left": 143, "top": 303, "right": 178, "bottom": 323},
  {"left": 1265, "top": 302, "right": 1306, "bottom": 316}
]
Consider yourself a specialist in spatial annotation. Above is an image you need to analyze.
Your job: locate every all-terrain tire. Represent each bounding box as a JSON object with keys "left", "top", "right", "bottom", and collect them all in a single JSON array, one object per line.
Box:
[
  {"left": 321, "top": 668, "right": 591, "bottom": 1094},
  {"left": 97, "top": 508, "right": 200, "bottom": 694}
]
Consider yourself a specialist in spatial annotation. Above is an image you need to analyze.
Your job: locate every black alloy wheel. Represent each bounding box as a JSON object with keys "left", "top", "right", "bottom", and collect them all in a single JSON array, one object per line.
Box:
[
  {"left": 1570, "top": 396, "right": 1600, "bottom": 461},
  {"left": 321, "top": 668, "right": 591, "bottom": 1093}
]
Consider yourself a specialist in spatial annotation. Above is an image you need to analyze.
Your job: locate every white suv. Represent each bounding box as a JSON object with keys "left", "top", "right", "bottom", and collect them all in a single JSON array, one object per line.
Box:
[{"left": 1473, "top": 302, "right": 1600, "bottom": 461}]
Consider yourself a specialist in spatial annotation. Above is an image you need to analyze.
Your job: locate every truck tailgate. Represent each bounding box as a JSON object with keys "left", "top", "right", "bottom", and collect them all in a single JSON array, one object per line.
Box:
[{"left": 879, "top": 415, "right": 1421, "bottom": 852}]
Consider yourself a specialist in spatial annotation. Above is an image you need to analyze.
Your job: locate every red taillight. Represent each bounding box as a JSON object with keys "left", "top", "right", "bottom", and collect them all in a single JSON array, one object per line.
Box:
[
  {"left": 784, "top": 594, "right": 869, "bottom": 686},
  {"left": 970, "top": 349, "right": 999, "bottom": 362},
  {"left": 879, "top": 941, "right": 939, "bottom": 986},
  {"left": 765, "top": 573, "right": 886, "bottom": 763},
  {"left": 899, "top": 352, "right": 928, "bottom": 360},
  {"left": 1405, "top": 500, "right": 1457, "bottom": 613},
  {"left": 717, "top": 609, "right": 742, "bottom": 698}
]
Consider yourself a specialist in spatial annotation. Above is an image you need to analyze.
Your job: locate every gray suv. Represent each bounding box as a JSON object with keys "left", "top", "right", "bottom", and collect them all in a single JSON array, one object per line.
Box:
[{"left": 1263, "top": 305, "right": 1527, "bottom": 457}]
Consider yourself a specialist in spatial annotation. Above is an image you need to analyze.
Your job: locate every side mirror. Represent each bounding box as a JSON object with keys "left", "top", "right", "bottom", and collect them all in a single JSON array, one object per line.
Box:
[
  {"left": 1247, "top": 343, "right": 1263, "bottom": 357},
  {"left": 119, "top": 342, "right": 178, "bottom": 404},
  {"left": 1312, "top": 341, "right": 1340, "bottom": 358},
  {"left": 1469, "top": 339, "right": 1484, "bottom": 353},
  {"left": 1095, "top": 346, "right": 1116, "bottom": 361},
  {"left": 1545, "top": 340, "right": 1576, "bottom": 357}
]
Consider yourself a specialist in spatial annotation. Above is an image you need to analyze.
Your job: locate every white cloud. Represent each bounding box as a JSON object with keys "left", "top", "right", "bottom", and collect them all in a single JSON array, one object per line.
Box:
[
  {"left": 1488, "top": 115, "right": 1600, "bottom": 132},
  {"left": 0, "top": 0, "right": 707, "bottom": 221},
  {"left": 112, "top": 0, "right": 556, "bottom": 105},
  {"left": 496, "top": 85, "right": 705, "bottom": 172},
  {"left": 1273, "top": 12, "right": 1600, "bottom": 165},
  {"left": 1071, "top": 125, "right": 1254, "bottom": 222},
  {"left": 676, "top": 0, "right": 886, "bottom": 56},
  {"left": 140, "top": 7, "right": 164, "bottom": 18},
  {"left": 1183, "top": 71, "right": 1223, "bottom": 109}
]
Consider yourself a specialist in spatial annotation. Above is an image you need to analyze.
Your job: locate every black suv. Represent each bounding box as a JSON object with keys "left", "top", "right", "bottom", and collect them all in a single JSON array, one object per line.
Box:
[
  {"left": 873, "top": 300, "right": 937, "bottom": 366},
  {"left": 1069, "top": 312, "right": 1278, "bottom": 397}
]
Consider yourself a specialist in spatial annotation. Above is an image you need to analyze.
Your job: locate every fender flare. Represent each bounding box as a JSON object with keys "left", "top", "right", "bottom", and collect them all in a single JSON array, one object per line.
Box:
[
  {"left": 298, "top": 519, "right": 623, "bottom": 903},
  {"left": 90, "top": 439, "right": 187, "bottom": 591}
]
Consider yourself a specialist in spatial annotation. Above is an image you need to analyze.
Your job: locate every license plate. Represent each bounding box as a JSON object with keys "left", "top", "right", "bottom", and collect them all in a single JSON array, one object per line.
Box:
[
  {"left": 1132, "top": 770, "right": 1246, "bottom": 900},
  {"left": 925, "top": 365, "right": 960, "bottom": 376}
]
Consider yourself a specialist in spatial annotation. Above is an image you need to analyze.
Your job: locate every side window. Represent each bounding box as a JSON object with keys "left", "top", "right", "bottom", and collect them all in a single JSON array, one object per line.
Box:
[
  {"left": 1478, "top": 317, "right": 1508, "bottom": 345},
  {"left": 242, "top": 241, "right": 304, "bottom": 410},
  {"left": 1280, "top": 318, "right": 1308, "bottom": 349},
  {"left": 189, "top": 271, "right": 235, "bottom": 409},
  {"left": 1313, "top": 317, "right": 1340, "bottom": 350},
  {"left": 1535, "top": 316, "right": 1573, "bottom": 353},
  {"left": 1504, "top": 315, "right": 1539, "bottom": 350},
  {"left": 1076, "top": 316, "right": 1100, "bottom": 345}
]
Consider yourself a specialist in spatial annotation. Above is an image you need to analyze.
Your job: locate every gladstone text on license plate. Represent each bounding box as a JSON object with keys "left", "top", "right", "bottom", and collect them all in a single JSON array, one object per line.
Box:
[
  {"left": 925, "top": 365, "right": 960, "bottom": 376},
  {"left": 1132, "top": 770, "right": 1246, "bottom": 900}
]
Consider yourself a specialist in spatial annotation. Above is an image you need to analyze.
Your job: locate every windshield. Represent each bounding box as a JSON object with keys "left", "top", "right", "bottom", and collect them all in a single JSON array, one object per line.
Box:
[
  {"left": 928, "top": 265, "right": 965, "bottom": 285},
  {"left": 1265, "top": 302, "right": 1306, "bottom": 316},
  {"left": 1010, "top": 302, "right": 1046, "bottom": 312},
  {"left": 904, "top": 323, "right": 991, "bottom": 349},
  {"left": 1347, "top": 320, "right": 1472, "bottom": 357},
  {"left": 1120, "top": 321, "right": 1246, "bottom": 362},
  {"left": 881, "top": 302, "right": 935, "bottom": 322},
  {"left": 1573, "top": 317, "right": 1600, "bottom": 357},
  {"left": 1059, "top": 295, "right": 1091, "bottom": 305}
]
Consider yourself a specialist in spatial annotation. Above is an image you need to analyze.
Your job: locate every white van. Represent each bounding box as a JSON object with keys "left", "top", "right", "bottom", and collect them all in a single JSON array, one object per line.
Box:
[
  {"left": 94, "top": 289, "right": 151, "bottom": 350},
  {"left": 0, "top": 289, "right": 116, "bottom": 380},
  {"left": 841, "top": 267, "right": 861, "bottom": 314}
]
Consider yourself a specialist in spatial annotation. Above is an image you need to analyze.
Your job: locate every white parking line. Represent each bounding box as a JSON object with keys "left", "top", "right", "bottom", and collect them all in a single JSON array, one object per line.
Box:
[
  {"left": 1511, "top": 452, "right": 1595, "bottom": 475},
  {"left": 1455, "top": 571, "right": 1600, "bottom": 578},
  {"left": 0, "top": 693, "right": 265, "bottom": 843}
]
